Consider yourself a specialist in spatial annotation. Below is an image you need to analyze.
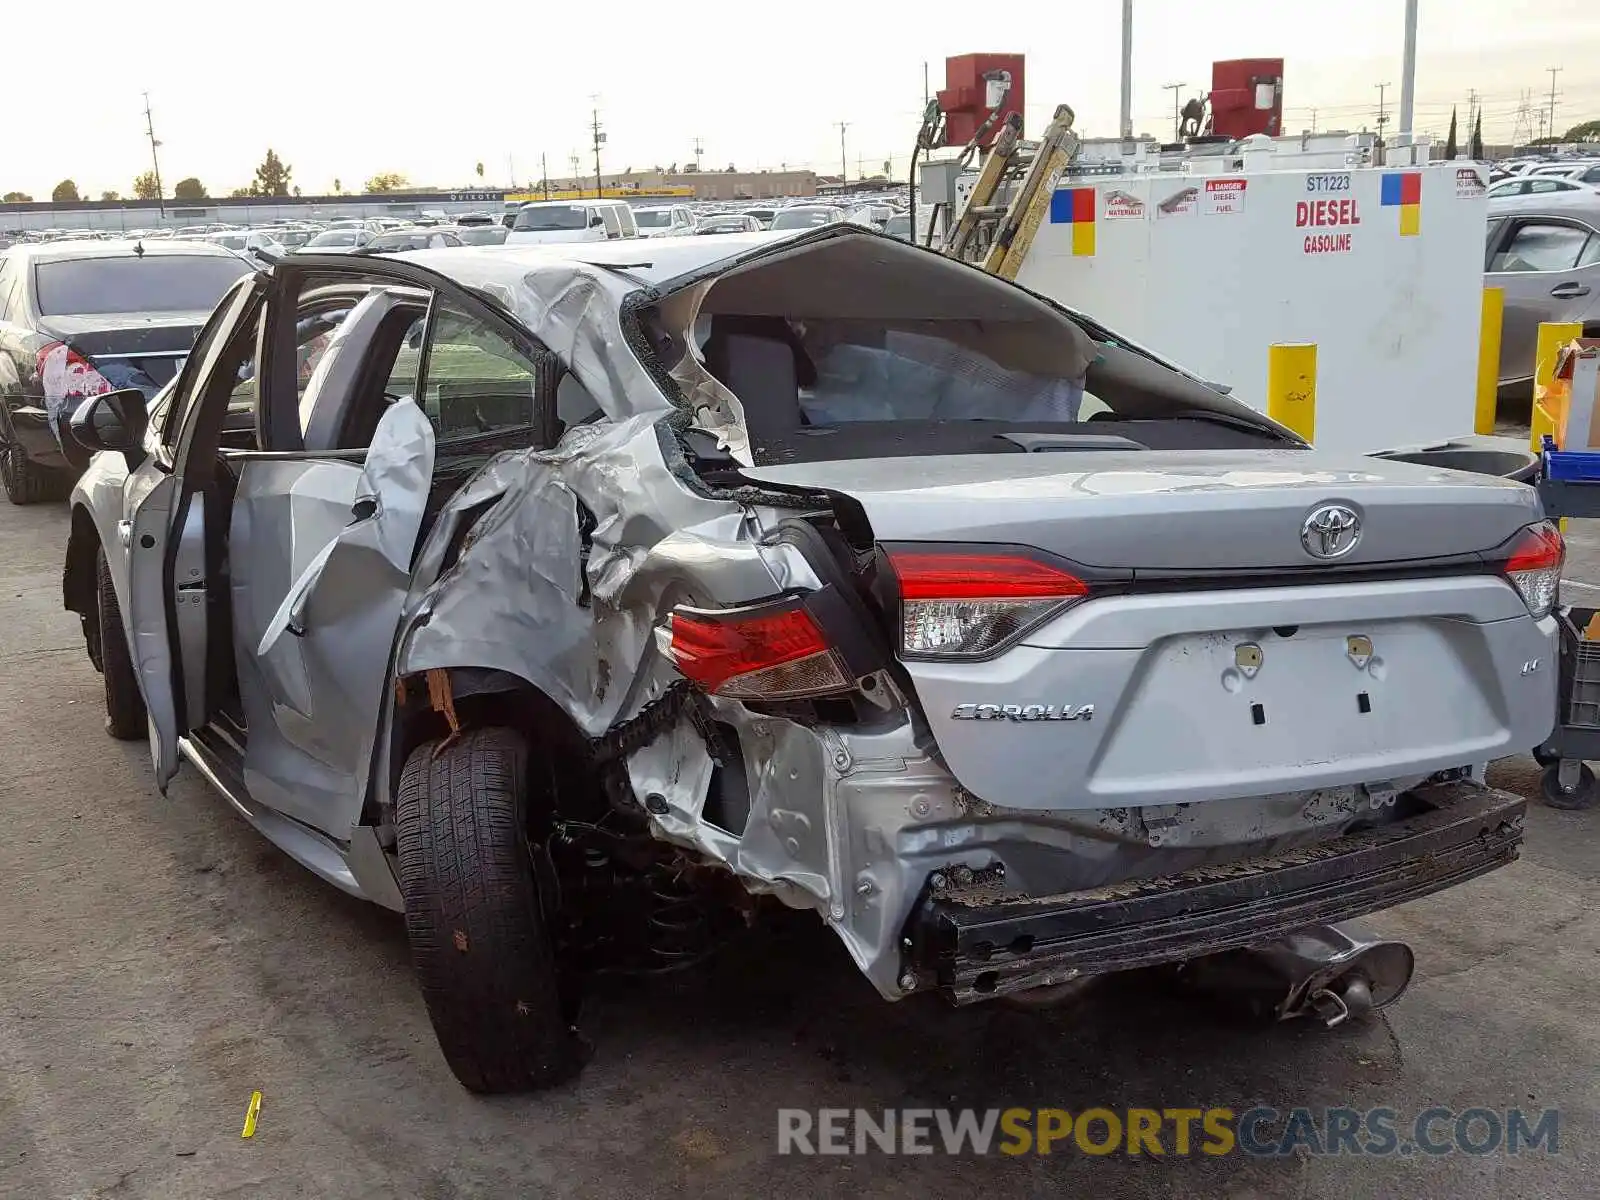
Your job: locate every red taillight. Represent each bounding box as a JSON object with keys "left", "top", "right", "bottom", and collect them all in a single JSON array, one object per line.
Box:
[
  {"left": 886, "top": 548, "right": 1090, "bottom": 659},
  {"left": 663, "top": 601, "right": 851, "bottom": 699},
  {"left": 1502, "top": 522, "right": 1564, "bottom": 618},
  {"left": 36, "top": 341, "right": 112, "bottom": 410},
  {"left": 888, "top": 551, "right": 1091, "bottom": 601}
]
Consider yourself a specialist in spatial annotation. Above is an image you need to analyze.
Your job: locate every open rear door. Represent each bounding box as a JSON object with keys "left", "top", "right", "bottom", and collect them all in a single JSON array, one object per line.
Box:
[{"left": 124, "top": 277, "right": 266, "bottom": 788}]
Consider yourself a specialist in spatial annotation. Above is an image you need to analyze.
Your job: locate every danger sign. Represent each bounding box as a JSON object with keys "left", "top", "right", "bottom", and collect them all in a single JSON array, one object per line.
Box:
[{"left": 1202, "top": 178, "right": 1248, "bottom": 215}]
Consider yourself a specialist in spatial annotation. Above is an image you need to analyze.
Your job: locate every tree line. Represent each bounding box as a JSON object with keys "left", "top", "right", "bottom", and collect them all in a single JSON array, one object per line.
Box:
[{"left": 3, "top": 150, "right": 425, "bottom": 204}]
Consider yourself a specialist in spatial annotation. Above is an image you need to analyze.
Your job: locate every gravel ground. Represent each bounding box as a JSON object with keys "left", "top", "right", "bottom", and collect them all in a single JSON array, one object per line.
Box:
[{"left": 0, "top": 494, "right": 1595, "bottom": 1200}]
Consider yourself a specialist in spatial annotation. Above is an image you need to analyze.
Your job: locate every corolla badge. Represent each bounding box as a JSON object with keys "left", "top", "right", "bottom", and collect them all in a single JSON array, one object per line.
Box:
[
  {"left": 951, "top": 703, "right": 1094, "bottom": 722},
  {"left": 1300, "top": 503, "right": 1362, "bottom": 560}
]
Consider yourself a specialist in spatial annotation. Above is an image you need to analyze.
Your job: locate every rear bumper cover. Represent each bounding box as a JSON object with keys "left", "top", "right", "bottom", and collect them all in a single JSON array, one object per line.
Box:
[{"left": 904, "top": 781, "right": 1525, "bottom": 1004}]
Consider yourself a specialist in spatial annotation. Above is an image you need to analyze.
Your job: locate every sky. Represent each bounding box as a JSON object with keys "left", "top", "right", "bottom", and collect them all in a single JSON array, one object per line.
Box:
[{"left": 4, "top": 0, "right": 1599, "bottom": 199}]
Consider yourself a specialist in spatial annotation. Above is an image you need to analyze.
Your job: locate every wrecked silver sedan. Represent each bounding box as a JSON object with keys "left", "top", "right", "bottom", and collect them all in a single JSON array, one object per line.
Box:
[{"left": 64, "top": 227, "right": 1549, "bottom": 1092}]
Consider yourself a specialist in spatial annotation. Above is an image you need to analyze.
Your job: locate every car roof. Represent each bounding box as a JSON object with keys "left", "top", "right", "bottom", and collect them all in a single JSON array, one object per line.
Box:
[{"left": 2, "top": 238, "right": 242, "bottom": 263}]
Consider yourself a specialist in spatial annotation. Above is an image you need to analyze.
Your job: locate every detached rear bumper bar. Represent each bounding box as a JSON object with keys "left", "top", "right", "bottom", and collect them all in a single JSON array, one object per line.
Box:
[{"left": 905, "top": 782, "right": 1525, "bottom": 1004}]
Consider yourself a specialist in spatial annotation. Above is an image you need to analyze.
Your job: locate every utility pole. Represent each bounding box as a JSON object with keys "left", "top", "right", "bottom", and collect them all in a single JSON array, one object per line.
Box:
[
  {"left": 1161, "top": 82, "right": 1186, "bottom": 142},
  {"left": 1375, "top": 82, "right": 1391, "bottom": 140},
  {"left": 141, "top": 91, "right": 165, "bottom": 216},
  {"left": 590, "top": 105, "right": 606, "bottom": 199},
  {"left": 692, "top": 136, "right": 704, "bottom": 172},
  {"left": 837, "top": 121, "right": 850, "bottom": 184},
  {"left": 541, "top": 152, "right": 550, "bottom": 200},
  {"left": 1310, "top": 107, "right": 1318, "bottom": 134},
  {"left": 1119, "top": 0, "right": 1134, "bottom": 139},
  {"left": 1466, "top": 87, "right": 1480, "bottom": 137},
  {"left": 1546, "top": 66, "right": 1563, "bottom": 141},
  {"left": 923, "top": 62, "right": 930, "bottom": 108},
  {"left": 1398, "top": 0, "right": 1417, "bottom": 136},
  {"left": 569, "top": 153, "right": 581, "bottom": 191}
]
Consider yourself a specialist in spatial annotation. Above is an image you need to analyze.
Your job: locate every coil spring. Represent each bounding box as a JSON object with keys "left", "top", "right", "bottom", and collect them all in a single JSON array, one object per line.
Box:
[{"left": 646, "top": 870, "right": 712, "bottom": 966}]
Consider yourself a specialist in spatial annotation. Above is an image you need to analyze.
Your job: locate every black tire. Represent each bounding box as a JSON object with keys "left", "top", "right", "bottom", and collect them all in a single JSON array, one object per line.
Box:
[
  {"left": 96, "top": 546, "right": 147, "bottom": 740},
  {"left": 1, "top": 442, "right": 64, "bottom": 505},
  {"left": 1539, "top": 762, "right": 1599, "bottom": 811},
  {"left": 395, "top": 726, "right": 582, "bottom": 1093}
]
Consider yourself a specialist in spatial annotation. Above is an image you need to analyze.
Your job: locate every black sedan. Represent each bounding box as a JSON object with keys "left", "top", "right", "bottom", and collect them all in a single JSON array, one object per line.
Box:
[{"left": 0, "top": 240, "right": 251, "bottom": 502}]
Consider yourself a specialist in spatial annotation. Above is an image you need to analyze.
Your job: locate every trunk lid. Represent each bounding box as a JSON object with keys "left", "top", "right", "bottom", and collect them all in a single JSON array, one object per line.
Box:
[
  {"left": 743, "top": 449, "right": 1542, "bottom": 570},
  {"left": 39, "top": 311, "right": 208, "bottom": 392},
  {"left": 743, "top": 450, "right": 1556, "bottom": 811}
]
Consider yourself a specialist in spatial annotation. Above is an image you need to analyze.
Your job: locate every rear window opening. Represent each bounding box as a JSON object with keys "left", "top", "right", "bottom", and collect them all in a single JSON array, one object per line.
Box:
[
  {"left": 34, "top": 255, "right": 253, "bottom": 316},
  {"left": 513, "top": 205, "right": 590, "bottom": 232},
  {"left": 654, "top": 235, "right": 1297, "bottom": 468}
]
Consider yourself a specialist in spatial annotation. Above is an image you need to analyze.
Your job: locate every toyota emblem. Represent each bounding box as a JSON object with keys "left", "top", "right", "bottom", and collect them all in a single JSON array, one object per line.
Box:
[{"left": 1301, "top": 504, "right": 1362, "bottom": 559}]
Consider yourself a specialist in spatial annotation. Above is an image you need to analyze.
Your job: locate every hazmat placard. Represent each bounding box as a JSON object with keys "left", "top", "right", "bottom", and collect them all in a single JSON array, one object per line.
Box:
[
  {"left": 1103, "top": 189, "right": 1146, "bottom": 220},
  {"left": 1048, "top": 187, "right": 1097, "bottom": 255},
  {"left": 1155, "top": 186, "right": 1200, "bottom": 219},
  {"left": 1202, "top": 178, "right": 1248, "bottom": 215}
]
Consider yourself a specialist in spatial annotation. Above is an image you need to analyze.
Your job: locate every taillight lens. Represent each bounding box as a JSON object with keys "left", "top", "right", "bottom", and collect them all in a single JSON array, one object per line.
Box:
[
  {"left": 887, "top": 549, "right": 1090, "bottom": 658},
  {"left": 663, "top": 600, "right": 852, "bottom": 699},
  {"left": 36, "top": 341, "right": 112, "bottom": 411},
  {"left": 1502, "top": 522, "right": 1564, "bottom": 618}
]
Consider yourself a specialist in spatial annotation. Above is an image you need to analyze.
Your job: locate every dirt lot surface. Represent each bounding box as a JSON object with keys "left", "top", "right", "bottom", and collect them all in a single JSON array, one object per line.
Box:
[{"left": 0, "top": 497, "right": 1595, "bottom": 1200}]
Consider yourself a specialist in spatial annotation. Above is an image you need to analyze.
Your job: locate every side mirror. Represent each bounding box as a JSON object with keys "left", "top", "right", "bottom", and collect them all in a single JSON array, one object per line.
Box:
[
  {"left": 70, "top": 388, "right": 149, "bottom": 469},
  {"left": 589, "top": 215, "right": 604, "bottom": 228}
]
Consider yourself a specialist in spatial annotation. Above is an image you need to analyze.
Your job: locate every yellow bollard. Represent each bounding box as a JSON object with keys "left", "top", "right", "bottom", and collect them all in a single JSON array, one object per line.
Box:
[
  {"left": 1475, "top": 287, "right": 1504, "bottom": 435},
  {"left": 1268, "top": 343, "right": 1317, "bottom": 443},
  {"left": 1531, "top": 320, "right": 1582, "bottom": 452}
]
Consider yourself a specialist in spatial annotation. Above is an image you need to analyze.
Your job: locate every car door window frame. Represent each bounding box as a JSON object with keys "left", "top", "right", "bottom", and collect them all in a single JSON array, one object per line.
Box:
[
  {"left": 226, "top": 257, "right": 560, "bottom": 465},
  {"left": 156, "top": 273, "right": 264, "bottom": 466}
]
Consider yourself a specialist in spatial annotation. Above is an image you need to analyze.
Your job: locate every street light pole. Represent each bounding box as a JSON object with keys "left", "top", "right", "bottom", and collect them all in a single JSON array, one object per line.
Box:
[
  {"left": 837, "top": 121, "right": 849, "bottom": 185},
  {"left": 591, "top": 107, "right": 605, "bottom": 199}
]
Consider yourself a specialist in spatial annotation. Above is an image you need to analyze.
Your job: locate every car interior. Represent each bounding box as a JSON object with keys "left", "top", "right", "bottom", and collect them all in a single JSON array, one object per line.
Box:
[{"left": 659, "top": 235, "right": 1297, "bottom": 476}]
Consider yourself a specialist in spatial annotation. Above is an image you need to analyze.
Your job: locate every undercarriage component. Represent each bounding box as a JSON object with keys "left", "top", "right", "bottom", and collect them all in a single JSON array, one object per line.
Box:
[
  {"left": 904, "top": 781, "right": 1523, "bottom": 1004},
  {"left": 1176, "top": 921, "right": 1415, "bottom": 1026}
]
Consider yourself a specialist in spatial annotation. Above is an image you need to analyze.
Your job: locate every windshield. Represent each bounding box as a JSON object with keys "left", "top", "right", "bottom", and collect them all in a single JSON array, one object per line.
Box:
[
  {"left": 34, "top": 255, "right": 252, "bottom": 315},
  {"left": 457, "top": 226, "right": 507, "bottom": 245},
  {"left": 635, "top": 210, "right": 674, "bottom": 228},
  {"left": 307, "top": 231, "right": 361, "bottom": 248},
  {"left": 513, "top": 205, "right": 588, "bottom": 232},
  {"left": 771, "top": 208, "right": 836, "bottom": 230}
]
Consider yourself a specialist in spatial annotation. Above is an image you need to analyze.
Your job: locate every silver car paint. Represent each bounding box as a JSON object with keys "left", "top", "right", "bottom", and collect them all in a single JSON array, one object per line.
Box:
[
  {"left": 232, "top": 398, "right": 434, "bottom": 836},
  {"left": 743, "top": 451, "right": 1543, "bottom": 570},
  {"left": 75, "top": 233, "right": 1560, "bottom": 996}
]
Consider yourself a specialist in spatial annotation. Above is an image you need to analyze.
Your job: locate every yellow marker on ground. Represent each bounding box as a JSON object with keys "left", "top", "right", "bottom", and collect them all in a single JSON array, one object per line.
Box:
[
  {"left": 1267, "top": 343, "right": 1318, "bottom": 443},
  {"left": 1531, "top": 320, "right": 1582, "bottom": 452},
  {"left": 1475, "top": 287, "right": 1504, "bottom": 435},
  {"left": 241, "top": 1090, "right": 262, "bottom": 1138}
]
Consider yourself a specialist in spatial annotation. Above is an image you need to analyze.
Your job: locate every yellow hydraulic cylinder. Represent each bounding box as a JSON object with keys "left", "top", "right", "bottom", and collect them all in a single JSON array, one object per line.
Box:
[
  {"left": 1532, "top": 320, "right": 1582, "bottom": 451},
  {"left": 1267, "top": 343, "right": 1318, "bottom": 443},
  {"left": 1475, "top": 287, "right": 1504, "bottom": 436}
]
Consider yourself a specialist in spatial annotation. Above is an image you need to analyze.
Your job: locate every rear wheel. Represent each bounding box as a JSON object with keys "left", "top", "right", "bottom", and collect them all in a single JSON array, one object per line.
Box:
[
  {"left": 96, "top": 546, "right": 147, "bottom": 740},
  {"left": 1, "top": 442, "right": 64, "bottom": 505},
  {"left": 395, "top": 726, "right": 583, "bottom": 1093}
]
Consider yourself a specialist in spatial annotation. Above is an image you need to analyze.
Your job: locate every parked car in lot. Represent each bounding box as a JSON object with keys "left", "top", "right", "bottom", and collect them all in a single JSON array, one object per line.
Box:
[
  {"left": 454, "top": 224, "right": 509, "bottom": 246},
  {"left": 359, "top": 228, "right": 466, "bottom": 253},
  {"left": 298, "top": 228, "right": 375, "bottom": 254},
  {"left": 633, "top": 204, "right": 698, "bottom": 238},
  {"left": 506, "top": 199, "right": 639, "bottom": 244},
  {"left": 0, "top": 240, "right": 251, "bottom": 502},
  {"left": 1484, "top": 208, "right": 1600, "bottom": 390},
  {"left": 64, "top": 227, "right": 1547, "bottom": 1093},
  {"left": 694, "top": 213, "right": 762, "bottom": 235},
  {"left": 769, "top": 204, "right": 848, "bottom": 230}
]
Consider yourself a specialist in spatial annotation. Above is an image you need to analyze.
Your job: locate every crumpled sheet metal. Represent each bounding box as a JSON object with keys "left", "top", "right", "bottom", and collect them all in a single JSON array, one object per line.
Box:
[
  {"left": 256, "top": 398, "right": 435, "bottom": 718},
  {"left": 395, "top": 413, "right": 784, "bottom": 737}
]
